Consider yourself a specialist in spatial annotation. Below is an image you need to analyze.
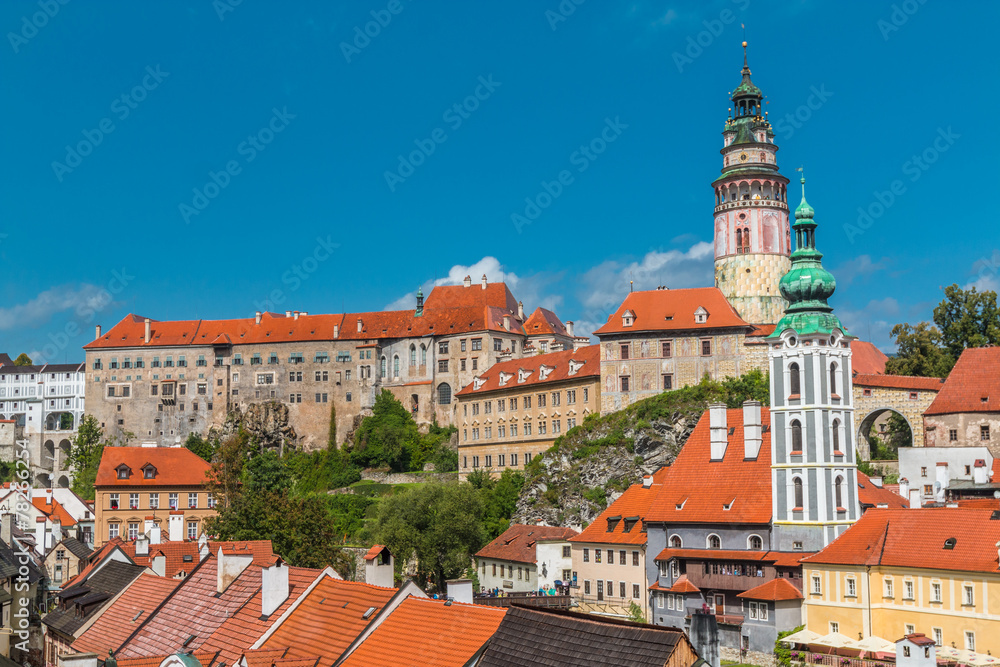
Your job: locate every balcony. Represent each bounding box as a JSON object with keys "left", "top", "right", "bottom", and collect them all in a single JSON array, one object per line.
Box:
[{"left": 685, "top": 570, "right": 769, "bottom": 591}]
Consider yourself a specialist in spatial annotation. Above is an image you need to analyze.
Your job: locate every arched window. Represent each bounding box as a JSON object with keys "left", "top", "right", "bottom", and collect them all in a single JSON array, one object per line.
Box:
[
  {"left": 748, "top": 535, "right": 763, "bottom": 550},
  {"left": 742, "top": 228, "right": 750, "bottom": 254},
  {"left": 835, "top": 476, "right": 844, "bottom": 509},
  {"left": 420, "top": 344, "right": 427, "bottom": 366},
  {"left": 438, "top": 383, "right": 452, "bottom": 405},
  {"left": 793, "top": 477, "right": 804, "bottom": 509},
  {"left": 830, "top": 362, "right": 838, "bottom": 396},
  {"left": 707, "top": 534, "right": 721, "bottom": 549},
  {"left": 669, "top": 535, "right": 682, "bottom": 548},
  {"left": 791, "top": 419, "right": 803, "bottom": 452},
  {"left": 409, "top": 344, "right": 416, "bottom": 367},
  {"left": 832, "top": 418, "right": 841, "bottom": 452},
  {"left": 380, "top": 356, "right": 387, "bottom": 378},
  {"left": 393, "top": 355, "right": 400, "bottom": 377},
  {"left": 735, "top": 229, "right": 743, "bottom": 254},
  {"left": 789, "top": 362, "right": 801, "bottom": 396}
]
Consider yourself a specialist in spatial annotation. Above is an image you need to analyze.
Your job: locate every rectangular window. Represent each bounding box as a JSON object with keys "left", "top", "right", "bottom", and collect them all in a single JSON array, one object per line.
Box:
[
  {"left": 128, "top": 522, "right": 139, "bottom": 540},
  {"left": 109, "top": 524, "right": 119, "bottom": 540},
  {"left": 931, "top": 582, "right": 941, "bottom": 602},
  {"left": 584, "top": 580, "right": 591, "bottom": 595},
  {"left": 607, "top": 550, "right": 614, "bottom": 565},
  {"left": 620, "top": 344, "right": 629, "bottom": 360},
  {"left": 188, "top": 521, "right": 198, "bottom": 540},
  {"left": 949, "top": 429, "right": 958, "bottom": 442},
  {"left": 633, "top": 551, "right": 639, "bottom": 566},
  {"left": 498, "top": 454, "right": 505, "bottom": 466},
  {"left": 830, "top": 622, "right": 839, "bottom": 634},
  {"left": 537, "top": 393, "right": 546, "bottom": 407},
  {"left": 595, "top": 549, "right": 601, "bottom": 563},
  {"left": 472, "top": 338, "right": 482, "bottom": 351},
  {"left": 663, "top": 374, "right": 673, "bottom": 390},
  {"left": 619, "top": 581, "right": 626, "bottom": 598},
  {"left": 510, "top": 453, "right": 517, "bottom": 466},
  {"left": 965, "top": 632, "right": 975, "bottom": 652},
  {"left": 981, "top": 425, "right": 990, "bottom": 441},
  {"left": 662, "top": 341, "right": 672, "bottom": 357},
  {"left": 538, "top": 422, "right": 546, "bottom": 435},
  {"left": 884, "top": 578, "right": 893, "bottom": 598},
  {"left": 963, "top": 584, "right": 974, "bottom": 606},
  {"left": 485, "top": 455, "right": 491, "bottom": 467},
  {"left": 905, "top": 580, "right": 914, "bottom": 600},
  {"left": 510, "top": 424, "right": 518, "bottom": 438},
  {"left": 620, "top": 376, "right": 630, "bottom": 392},
  {"left": 188, "top": 493, "right": 198, "bottom": 508},
  {"left": 811, "top": 575, "right": 821, "bottom": 595},
  {"left": 583, "top": 388, "right": 589, "bottom": 402},
  {"left": 169, "top": 493, "right": 178, "bottom": 510},
  {"left": 583, "top": 548, "right": 589, "bottom": 563},
  {"left": 149, "top": 493, "right": 159, "bottom": 509},
  {"left": 438, "top": 342, "right": 449, "bottom": 354},
  {"left": 438, "top": 360, "right": 449, "bottom": 372},
  {"left": 619, "top": 549, "right": 626, "bottom": 564},
  {"left": 553, "top": 420, "right": 560, "bottom": 433},
  {"left": 633, "top": 583, "right": 640, "bottom": 599},
  {"left": 701, "top": 339, "right": 712, "bottom": 356},
  {"left": 551, "top": 392, "right": 560, "bottom": 406},
  {"left": 524, "top": 423, "right": 531, "bottom": 436},
  {"left": 524, "top": 395, "right": 531, "bottom": 409},
  {"left": 129, "top": 493, "right": 139, "bottom": 509},
  {"left": 109, "top": 493, "right": 120, "bottom": 509},
  {"left": 509, "top": 397, "right": 517, "bottom": 410},
  {"left": 207, "top": 493, "right": 215, "bottom": 509},
  {"left": 933, "top": 628, "right": 943, "bottom": 646},
  {"left": 846, "top": 577, "right": 856, "bottom": 597}
]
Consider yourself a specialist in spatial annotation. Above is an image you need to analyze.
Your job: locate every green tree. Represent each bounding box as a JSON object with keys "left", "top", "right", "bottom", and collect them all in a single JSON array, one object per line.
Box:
[
  {"left": 934, "top": 285, "right": 1000, "bottom": 361},
  {"left": 59, "top": 413, "right": 74, "bottom": 430},
  {"left": 720, "top": 369, "right": 770, "bottom": 407},
  {"left": 68, "top": 415, "right": 104, "bottom": 500},
  {"left": 206, "top": 432, "right": 249, "bottom": 510},
  {"left": 350, "top": 390, "right": 418, "bottom": 471},
  {"left": 328, "top": 401, "right": 337, "bottom": 448},
  {"left": 885, "top": 322, "right": 955, "bottom": 377},
  {"left": 184, "top": 433, "right": 217, "bottom": 462},
  {"left": 372, "top": 482, "right": 485, "bottom": 591},
  {"left": 243, "top": 450, "right": 292, "bottom": 494},
  {"left": 775, "top": 625, "right": 805, "bottom": 667},
  {"left": 627, "top": 601, "right": 646, "bottom": 624},
  {"left": 471, "top": 469, "right": 526, "bottom": 540},
  {"left": 13, "top": 353, "right": 32, "bottom": 366}
]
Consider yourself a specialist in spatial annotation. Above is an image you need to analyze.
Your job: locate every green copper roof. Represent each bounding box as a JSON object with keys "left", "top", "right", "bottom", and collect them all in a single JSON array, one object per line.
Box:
[{"left": 769, "top": 176, "right": 847, "bottom": 338}]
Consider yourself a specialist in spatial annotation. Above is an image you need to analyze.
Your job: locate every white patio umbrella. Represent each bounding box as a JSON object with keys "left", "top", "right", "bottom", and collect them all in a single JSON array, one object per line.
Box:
[
  {"left": 854, "top": 636, "right": 896, "bottom": 658},
  {"left": 782, "top": 630, "right": 824, "bottom": 645},
  {"left": 966, "top": 652, "right": 1000, "bottom": 667}
]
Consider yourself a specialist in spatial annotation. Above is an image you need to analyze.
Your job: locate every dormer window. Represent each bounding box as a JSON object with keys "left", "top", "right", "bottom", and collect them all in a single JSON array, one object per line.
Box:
[
  {"left": 142, "top": 464, "right": 157, "bottom": 480},
  {"left": 539, "top": 365, "right": 553, "bottom": 381},
  {"left": 694, "top": 306, "right": 709, "bottom": 324},
  {"left": 605, "top": 516, "right": 621, "bottom": 532},
  {"left": 116, "top": 464, "right": 132, "bottom": 480},
  {"left": 517, "top": 369, "right": 532, "bottom": 383},
  {"left": 622, "top": 310, "right": 634, "bottom": 327}
]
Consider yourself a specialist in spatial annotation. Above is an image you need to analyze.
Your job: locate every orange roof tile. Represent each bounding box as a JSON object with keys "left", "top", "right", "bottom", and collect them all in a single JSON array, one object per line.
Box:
[
  {"left": 737, "top": 578, "right": 803, "bottom": 601},
  {"left": 115, "top": 652, "right": 219, "bottom": 667},
  {"left": 802, "top": 508, "right": 1000, "bottom": 574},
  {"left": 363, "top": 545, "right": 387, "bottom": 561},
  {"left": 746, "top": 324, "right": 777, "bottom": 339},
  {"left": 667, "top": 575, "right": 700, "bottom": 594},
  {"left": 73, "top": 572, "right": 181, "bottom": 655},
  {"left": 853, "top": 374, "right": 943, "bottom": 391},
  {"left": 32, "top": 497, "right": 78, "bottom": 527},
  {"left": 655, "top": 548, "right": 771, "bottom": 563},
  {"left": 422, "top": 282, "right": 520, "bottom": 313},
  {"left": 476, "top": 525, "right": 579, "bottom": 564},
  {"left": 95, "top": 447, "right": 211, "bottom": 488},
  {"left": 119, "top": 540, "right": 274, "bottom": 582},
  {"left": 593, "top": 287, "right": 750, "bottom": 335},
  {"left": 569, "top": 469, "right": 669, "bottom": 546},
  {"left": 925, "top": 348, "right": 1000, "bottom": 415},
  {"left": 455, "top": 345, "right": 599, "bottom": 397},
  {"left": 339, "top": 596, "right": 506, "bottom": 667},
  {"left": 261, "top": 577, "right": 398, "bottom": 661},
  {"left": 857, "top": 472, "right": 909, "bottom": 510},
  {"left": 851, "top": 341, "right": 889, "bottom": 375},
  {"left": 523, "top": 307, "right": 568, "bottom": 338}
]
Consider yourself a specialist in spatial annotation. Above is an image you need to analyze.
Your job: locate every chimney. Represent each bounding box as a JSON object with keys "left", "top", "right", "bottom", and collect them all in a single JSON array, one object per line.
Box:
[
  {"left": 566, "top": 321, "right": 574, "bottom": 337},
  {"left": 742, "top": 400, "right": 762, "bottom": 460},
  {"left": 517, "top": 301, "right": 524, "bottom": 320},
  {"left": 1, "top": 513, "right": 13, "bottom": 544},
  {"left": 909, "top": 488, "right": 921, "bottom": 508},
  {"left": 57, "top": 652, "right": 102, "bottom": 667},
  {"left": 974, "top": 460, "right": 989, "bottom": 485},
  {"left": 642, "top": 475, "right": 653, "bottom": 489},
  {"left": 334, "top": 324, "right": 339, "bottom": 338},
  {"left": 481, "top": 274, "right": 488, "bottom": 289},
  {"left": 935, "top": 462, "right": 949, "bottom": 502},
  {"left": 301, "top": 311, "right": 307, "bottom": 316},
  {"left": 898, "top": 477, "right": 909, "bottom": 499},
  {"left": 447, "top": 579, "right": 474, "bottom": 605},
  {"left": 144, "top": 318, "right": 151, "bottom": 344},
  {"left": 45, "top": 488, "right": 53, "bottom": 505},
  {"left": 503, "top": 315, "right": 510, "bottom": 331},
  {"left": 293, "top": 311, "right": 300, "bottom": 320},
  {"left": 255, "top": 311, "right": 262, "bottom": 325},
  {"left": 357, "top": 318, "right": 363, "bottom": 333},
  {"left": 689, "top": 608, "right": 721, "bottom": 667},
  {"left": 95, "top": 325, "right": 102, "bottom": 339},
  {"left": 463, "top": 275, "right": 472, "bottom": 288},
  {"left": 35, "top": 517, "right": 47, "bottom": 554},
  {"left": 168, "top": 512, "right": 184, "bottom": 542},
  {"left": 50, "top": 518, "right": 61, "bottom": 549},
  {"left": 217, "top": 547, "right": 253, "bottom": 594},
  {"left": 869, "top": 477, "right": 883, "bottom": 488},
  {"left": 149, "top": 523, "right": 162, "bottom": 545},
  {"left": 151, "top": 551, "right": 166, "bottom": 577},
  {"left": 135, "top": 534, "right": 149, "bottom": 557},
  {"left": 199, "top": 532, "right": 209, "bottom": 560},
  {"left": 261, "top": 559, "right": 290, "bottom": 616},
  {"left": 365, "top": 546, "right": 395, "bottom": 589},
  {"left": 285, "top": 310, "right": 292, "bottom": 317},
  {"left": 709, "top": 403, "right": 728, "bottom": 460}
]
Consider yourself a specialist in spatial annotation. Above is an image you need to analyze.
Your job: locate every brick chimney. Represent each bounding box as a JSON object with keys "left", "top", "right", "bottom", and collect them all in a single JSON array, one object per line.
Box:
[
  {"left": 935, "top": 462, "right": 949, "bottom": 502},
  {"left": 168, "top": 512, "right": 184, "bottom": 542},
  {"left": 255, "top": 311, "right": 262, "bottom": 325},
  {"left": 293, "top": 311, "right": 299, "bottom": 320},
  {"left": 217, "top": 547, "right": 253, "bottom": 594},
  {"left": 481, "top": 274, "right": 488, "bottom": 290},
  {"left": 144, "top": 318, "right": 151, "bottom": 344},
  {"left": 357, "top": 318, "right": 363, "bottom": 333},
  {"left": 898, "top": 477, "right": 909, "bottom": 499},
  {"left": 95, "top": 325, "right": 102, "bottom": 339},
  {"left": 35, "top": 517, "right": 46, "bottom": 553},
  {"left": 261, "top": 558, "right": 290, "bottom": 616},
  {"left": 149, "top": 523, "right": 161, "bottom": 545},
  {"left": 50, "top": 518, "right": 61, "bottom": 550},
  {"left": 709, "top": 404, "right": 728, "bottom": 460},
  {"left": 566, "top": 321, "right": 574, "bottom": 337},
  {"left": 135, "top": 534, "right": 149, "bottom": 557},
  {"left": 743, "top": 401, "right": 762, "bottom": 460},
  {"left": 151, "top": 550, "right": 166, "bottom": 577},
  {"left": 642, "top": 475, "right": 653, "bottom": 489},
  {"left": 463, "top": 275, "right": 472, "bottom": 288}
]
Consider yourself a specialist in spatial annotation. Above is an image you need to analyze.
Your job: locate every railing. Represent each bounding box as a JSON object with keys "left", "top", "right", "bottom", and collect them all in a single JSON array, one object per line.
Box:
[
  {"left": 795, "top": 654, "right": 892, "bottom": 667},
  {"left": 475, "top": 593, "right": 571, "bottom": 609}
]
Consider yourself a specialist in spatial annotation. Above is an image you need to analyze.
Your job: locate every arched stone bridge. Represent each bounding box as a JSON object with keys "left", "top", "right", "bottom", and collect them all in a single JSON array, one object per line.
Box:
[{"left": 852, "top": 374, "right": 945, "bottom": 459}]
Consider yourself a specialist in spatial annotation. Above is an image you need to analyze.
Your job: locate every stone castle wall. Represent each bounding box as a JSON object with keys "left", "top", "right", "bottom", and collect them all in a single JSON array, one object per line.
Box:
[{"left": 715, "top": 253, "right": 789, "bottom": 325}]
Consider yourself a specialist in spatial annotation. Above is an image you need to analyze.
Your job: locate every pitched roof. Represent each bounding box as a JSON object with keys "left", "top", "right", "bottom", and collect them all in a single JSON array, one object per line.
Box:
[
  {"left": 569, "top": 469, "right": 669, "bottom": 546},
  {"left": 73, "top": 572, "right": 181, "bottom": 655},
  {"left": 455, "top": 345, "right": 599, "bottom": 397},
  {"left": 477, "top": 605, "right": 692, "bottom": 667},
  {"left": 62, "top": 538, "right": 129, "bottom": 589},
  {"left": 43, "top": 560, "right": 147, "bottom": 637},
  {"left": 801, "top": 508, "right": 1000, "bottom": 574},
  {"left": 32, "top": 497, "right": 78, "bottom": 526},
  {"left": 523, "top": 307, "right": 569, "bottom": 338},
  {"left": 363, "top": 544, "right": 388, "bottom": 561},
  {"left": 120, "top": 540, "right": 275, "bottom": 579},
  {"left": 646, "top": 408, "right": 773, "bottom": 525},
  {"left": 737, "top": 578, "right": 803, "bottom": 601},
  {"left": 667, "top": 575, "right": 700, "bottom": 594},
  {"left": 851, "top": 341, "right": 889, "bottom": 375},
  {"left": 339, "top": 596, "right": 506, "bottom": 667},
  {"left": 260, "top": 576, "right": 398, "bottom": 661},
  {"left": 61, "top": 537, "right": 93, "bottom": 561},
  {"left": 115, "top": 652, "right": 220, "bottom": 667},
  {"left": 853, "top": 374, "right": 943, "bottom": 391},
  {"left": 95, "top": 446, "right": 211, "bottom": 488},
  {"left": 925, "top": 347, "right": 1000, "bottom": 416},
  {"left": 857, "top": 472, "right": 909, "bottom": 510},
  {"left": 476, "top": 525, "right": 579, "bottom": 564},
  {"left": 593, "top": 287, "right": 750, "bottom": 336}
]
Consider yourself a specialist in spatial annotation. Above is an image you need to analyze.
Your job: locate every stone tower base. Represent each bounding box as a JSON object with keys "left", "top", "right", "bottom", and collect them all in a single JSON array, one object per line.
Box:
[{"left": 715, "top": 253, "right": 790, "bottom": 325}]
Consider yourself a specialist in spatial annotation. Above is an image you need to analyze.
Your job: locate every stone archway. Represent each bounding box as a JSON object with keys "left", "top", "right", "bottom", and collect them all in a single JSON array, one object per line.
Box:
[
  {"left": 852, "top": 375, "right": 942, "bottom": 457},
  {"left": 57, "top": 475, "right": 69, "bottom": 488},
  {"left": 856, "top": 407, "right": 914, "bottom": 462}
]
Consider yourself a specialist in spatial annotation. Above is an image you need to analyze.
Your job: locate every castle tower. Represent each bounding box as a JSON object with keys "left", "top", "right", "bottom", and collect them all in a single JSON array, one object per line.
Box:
[
  {"left": 768, "top": 176, "right": 860, "bottom": 552},
  {"left": 713, "top": 43, "right": 791, "bottom": 325}
]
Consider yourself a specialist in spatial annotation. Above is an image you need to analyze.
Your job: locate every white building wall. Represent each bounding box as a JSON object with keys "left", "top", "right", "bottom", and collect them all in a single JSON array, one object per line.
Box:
[{"left": 536, "top": 540, "right": 573, "bottom": 590}]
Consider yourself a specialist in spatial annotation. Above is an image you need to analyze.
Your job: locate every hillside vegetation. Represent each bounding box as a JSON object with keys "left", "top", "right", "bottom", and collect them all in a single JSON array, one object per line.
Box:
[{"left": 514, "top": 371, "right": 769, "bottom": 528}]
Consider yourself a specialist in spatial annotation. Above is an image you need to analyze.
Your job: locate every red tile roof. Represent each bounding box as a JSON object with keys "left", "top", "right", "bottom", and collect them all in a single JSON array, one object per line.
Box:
[
  {"left": 851, "top": 341, "right": 889, "bottom": 375},
  {"left": 925, "top": 348, "right": 1000, "bottom": 416},
  {"left": 746, "top": 324, "right": 777, "bottom": 339},
  {"left": 857, "top": 472, "right": 909, "bottom": 509},
  {"left": 593, "top": 287, "right": 750, "bottom": 336},
  {"left": 523, "top": 307, "right": 568, "bottom": 338},
  {"left": 667, "top": 575, "right": 700, "bottom": 594},
  {"left": 455, "top": 345, "right": 599, "bottom": 397},
  {"left": 364, "top": 545, "right": 387, "bottom": 561},
  {"left": 261, "top": 577, "right": 398, "bottom": 661},
  {"left": 802, "top": 508, "right": 1000, "bottom": 574},
  {"left": 737, "top": 578, "right": 803, "bottom": 601},
  {"left": 852, "top": 374, "right": 943, "bottom": 391},
  {"left": 476, "top": 525, "right": 579, "bottom": 564},
  {"left": 95, "top": 446, "right": 211, "bottom": 488},
  {"left": 339, "top": 596, "right": 506, "bottom": 667},
  {"left": 115, "top": 652, "right": 220, "bottom": 667},
  {"left": 569, "top": 468, "right": 670, "bottom": 546},
  {"left": 655, "top": 548, "right": 771, "bottom": 563},
  {"left": 73, "top": 572, "right": 181, "bottom": 655},
  {"left": 422, "top": 282, "right": 520, "bottom": 314},
  {"left": 200, "top": 566, "right": 322, "bottom": 666},
  {"left": 646, "top": 408, "right": 773, "bottom": 525},
  {"left": 121, "top": 540, "right": 275, "bottom": 580},
  {"left": 32, "top": 497, "right": 78, "bottom": 527}
]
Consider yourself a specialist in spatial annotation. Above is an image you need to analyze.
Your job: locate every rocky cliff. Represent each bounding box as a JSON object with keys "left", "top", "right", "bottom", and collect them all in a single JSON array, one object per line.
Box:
[{"left": 213, "top": 401, "right": 298, "bottom": 453}]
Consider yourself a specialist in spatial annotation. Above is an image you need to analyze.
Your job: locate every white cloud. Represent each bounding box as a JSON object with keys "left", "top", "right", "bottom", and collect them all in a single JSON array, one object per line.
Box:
[
  {"left": 836, "top": 297, "right": 901, "bottom": 353},
  {"left": 652, "top": 8, "right": 678, "bottom": 26},
  {"left": 0, "top": 284, "right": 107, "bottom": 331},
  {"left": 831, "top": 255, "right": 889, "bottom": 288},
  {"left": 965, "top": 250, "right": 1000, "bottom": 292}
]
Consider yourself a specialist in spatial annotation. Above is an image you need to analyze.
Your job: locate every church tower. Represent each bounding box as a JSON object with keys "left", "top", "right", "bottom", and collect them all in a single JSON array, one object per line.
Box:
[
  {"left": 713, "top": 43, "right": 791, "bottom": 325},
  {"left": 768, "top": 176, "right": 861, "bottom": 553}
]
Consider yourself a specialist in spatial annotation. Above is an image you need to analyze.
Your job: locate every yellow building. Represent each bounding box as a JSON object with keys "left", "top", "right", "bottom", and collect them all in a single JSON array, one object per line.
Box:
[{"left": 801, "top": 507, "right": 1000, "bottom": 654}]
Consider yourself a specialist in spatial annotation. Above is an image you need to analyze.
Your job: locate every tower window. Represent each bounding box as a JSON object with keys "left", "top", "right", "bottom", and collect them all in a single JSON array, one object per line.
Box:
[
  {"left": 832, "top": 419, "right": 841, "bottom": 453},
  {"left": 791, "top": 419, "right": 803, "bottom": 452},
  {"left": 741, "top": 227, "right": 750, "bottom": 253},
  {"left": 789, "top": 362, "right": 801, "bottom": 396},
  {"left": 835, "top": 477, "right": 844, "bottom": 509},
  {"left": 793, "top": 477, "right": 804, "bottom": 509},
  {"left": 735, "top": 228, "right": 742, "bottom": 254},
  {"left": 830, "top": 362, "right": 838, "bottom": 396}
]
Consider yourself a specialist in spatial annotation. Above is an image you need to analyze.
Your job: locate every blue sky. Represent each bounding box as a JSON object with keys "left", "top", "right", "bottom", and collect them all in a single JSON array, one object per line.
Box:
[{"left": 2, "top": 0, "right": 997, "bottom": 363}]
